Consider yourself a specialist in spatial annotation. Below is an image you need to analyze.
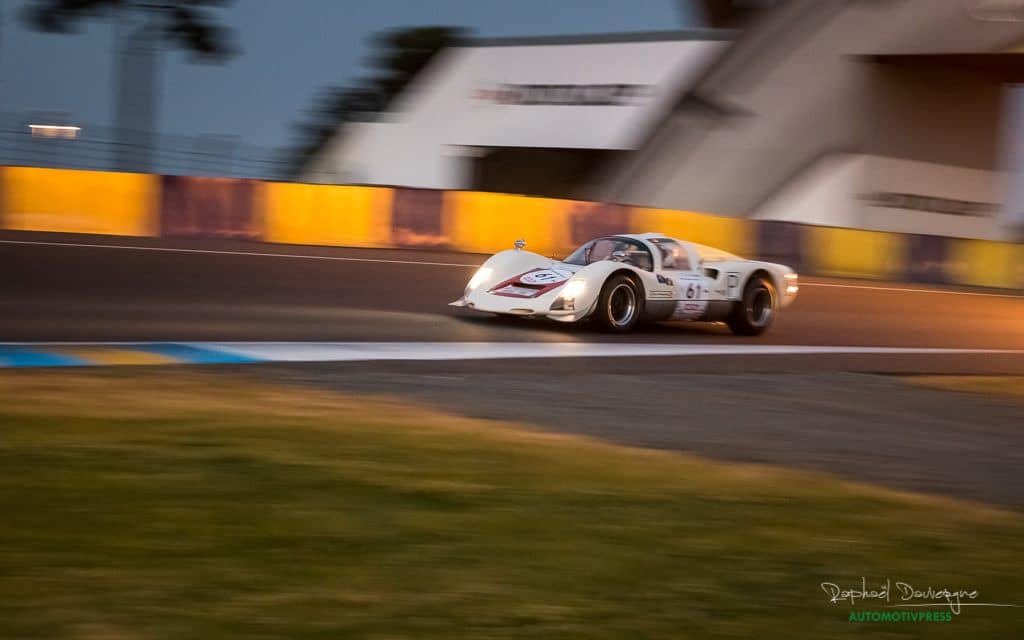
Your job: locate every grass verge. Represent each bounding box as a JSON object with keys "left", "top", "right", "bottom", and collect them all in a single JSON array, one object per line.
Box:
[{"left": 1, "top": 368, "right": 1022, "bottom": 639}]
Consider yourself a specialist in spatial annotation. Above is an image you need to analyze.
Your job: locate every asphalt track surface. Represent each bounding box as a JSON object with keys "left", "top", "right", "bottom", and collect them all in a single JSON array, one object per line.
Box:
[
  {"left": 2, "top": 230, "right": 1023, "bottom": 373},
  {"left": 3, "top": 231, "right": 1024, "bottom": 506},
  {"left": 255, "top": 367, "right": 1024, "bottom": 507}
]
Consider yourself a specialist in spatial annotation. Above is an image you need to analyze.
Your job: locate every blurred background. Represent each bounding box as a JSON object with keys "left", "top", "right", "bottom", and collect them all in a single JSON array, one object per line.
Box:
[
  {"left": 2, "top": 0, "right": 1024, "bottom": 245},
  {"left": 0, "top": 0, "right": 1018, "bottom": 240}
]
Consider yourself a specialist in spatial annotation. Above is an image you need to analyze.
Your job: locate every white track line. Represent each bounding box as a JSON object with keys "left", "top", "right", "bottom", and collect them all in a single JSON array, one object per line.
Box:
[
  {"left": 799, "top": 281, "right": 1022, "bottom": 298},
  {"left": 143, "top": 342, "right": 1024, "bottom": 362},
  {"left": 200, "top": 343, "right": 1024, "bottom": 362},
  {"left": 2, "top": 238, "right": 1020, "bottom": 298},
  {"left": 2, "top": 342, "right": 1022, "bottom": 367}
]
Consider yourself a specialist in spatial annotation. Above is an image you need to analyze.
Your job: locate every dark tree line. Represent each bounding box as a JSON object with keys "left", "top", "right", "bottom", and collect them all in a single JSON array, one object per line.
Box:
[
  {"left": 283, "top": 25, "right": 468, "bottom": 178},
  {"left": 20, "top": 0, "right": 238, "bottom": 172},
  {"left": 20, "top": 0, "right": 237, "bottom": 61}
]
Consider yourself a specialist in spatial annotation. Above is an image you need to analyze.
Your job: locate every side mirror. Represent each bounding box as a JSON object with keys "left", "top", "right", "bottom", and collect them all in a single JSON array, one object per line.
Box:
[
  {"left": 514, "top": 238, "right": 526, "bottom": 251},
  {"left": 611, "top": 250, "right": 628, "bottom": 262}
]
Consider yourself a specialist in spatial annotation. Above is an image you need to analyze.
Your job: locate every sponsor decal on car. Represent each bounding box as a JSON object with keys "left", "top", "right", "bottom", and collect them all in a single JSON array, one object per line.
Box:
[
  {"left": 727, "top": 272, "right": 741, "bottom": 298},
  {"left": 670, "top": 276, "right": 710, "bottom": 320},
  {"left": 520, "top": 268, "right": 572, "bottom": 285},
  {"left": 496, "top": 284, "right": 540, "bottom": 297}
]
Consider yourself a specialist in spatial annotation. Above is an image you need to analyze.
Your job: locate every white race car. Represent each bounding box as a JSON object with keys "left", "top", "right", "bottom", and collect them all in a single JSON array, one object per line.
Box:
[{"left": 450, "top": 233, "right": 798, "bottom": 334}]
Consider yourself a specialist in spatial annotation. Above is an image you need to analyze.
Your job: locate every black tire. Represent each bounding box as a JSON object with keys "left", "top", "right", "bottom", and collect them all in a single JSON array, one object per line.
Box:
[
  {"left": 594, "top": 274, "right": 642, "bottom": 332},
  {"left": 727, "top": 275, "right": 776, "bottom": 336}
]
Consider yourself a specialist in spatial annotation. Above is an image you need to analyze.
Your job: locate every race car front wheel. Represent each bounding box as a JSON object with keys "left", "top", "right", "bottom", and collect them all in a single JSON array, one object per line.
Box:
[
  {"left": 595, "top": 274, "right": 641, "bottom": 332},
  {"left": 727, "top": 275, "right": 776, "bottom": 336}
]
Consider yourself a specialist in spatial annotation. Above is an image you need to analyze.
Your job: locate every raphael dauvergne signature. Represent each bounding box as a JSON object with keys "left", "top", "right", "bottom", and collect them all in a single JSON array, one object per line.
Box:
[{"left": 821, "top": 578, "right": 1018, "bottom": 615}]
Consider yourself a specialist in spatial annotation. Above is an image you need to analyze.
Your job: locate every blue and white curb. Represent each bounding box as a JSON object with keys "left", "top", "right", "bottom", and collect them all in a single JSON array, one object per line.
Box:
[
  {"left": 1, "top": 342, "right": 1023, "bottom": 368},
  {"left": 0, "top": 343, "right": 258, "bottom": 367}
]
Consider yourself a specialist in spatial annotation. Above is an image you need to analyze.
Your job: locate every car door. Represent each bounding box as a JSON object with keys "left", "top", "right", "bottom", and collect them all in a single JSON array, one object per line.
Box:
[{"left": 648, "top": 238, "right": 710, "bottom": 320}]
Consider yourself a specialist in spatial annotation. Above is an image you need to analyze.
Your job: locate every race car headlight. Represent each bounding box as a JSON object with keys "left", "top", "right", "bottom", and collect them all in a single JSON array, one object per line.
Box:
[
  {"left": 561, "top": 278, "right": 586, "bottom": 300},
  {"left": 467, "top": 267, "right": 492, "bottom": 291}
]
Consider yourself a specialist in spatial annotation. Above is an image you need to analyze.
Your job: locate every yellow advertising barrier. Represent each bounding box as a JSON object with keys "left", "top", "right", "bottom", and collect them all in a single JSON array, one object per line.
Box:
[
  {"left": 263, "top": 183, "right": 393, "bottom": 248},
  {"left": 1, "top": 167, "right": 157, "bottom": 236},
  {"left": 1, "top": 165, "right": 1020, "bottom": 290},
  {"left": 628, "top": 208, "right": 753, "bottom": 256},
  {"left": 442, "top": 191, "right": 574, "bottom": 257},
  {"left": 946, "top": 239, "right": 1022, "bottom": 289},
  {"left": 805, "top": 226, "right": 906, "bottom": 279}
]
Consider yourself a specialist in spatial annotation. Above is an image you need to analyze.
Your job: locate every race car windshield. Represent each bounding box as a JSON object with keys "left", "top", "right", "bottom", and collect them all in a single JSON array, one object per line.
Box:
[{"left": 563, "top": 237, "right": 654, "bottom": 271}]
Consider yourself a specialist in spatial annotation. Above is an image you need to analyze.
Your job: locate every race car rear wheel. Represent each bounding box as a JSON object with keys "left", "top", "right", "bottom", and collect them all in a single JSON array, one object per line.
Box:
[
  {"left": 727, "top": 275, "right": 776, "bottom": 336},
  {"left": 595, "top": 274, "right": 641, "bottom": 332}
]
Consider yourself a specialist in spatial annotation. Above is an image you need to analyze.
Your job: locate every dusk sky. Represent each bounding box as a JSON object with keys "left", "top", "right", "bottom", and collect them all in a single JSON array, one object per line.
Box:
[{"left": 0, "top": 1, "right": 699, "bottom": 151}]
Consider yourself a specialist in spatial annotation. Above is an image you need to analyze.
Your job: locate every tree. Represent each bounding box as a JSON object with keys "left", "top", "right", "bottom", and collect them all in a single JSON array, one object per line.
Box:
[
  {"left": 367, "top": 26, "right": 467, "bottom": 105},
  {"left": 20, "top": 0, "right": 238, "bottom": 172},
  {"left": 284, "top": 25, "right": 467, "bottom": 179},
  {"left": 690, "top": 0, "right": 780, "bottom": 29}
]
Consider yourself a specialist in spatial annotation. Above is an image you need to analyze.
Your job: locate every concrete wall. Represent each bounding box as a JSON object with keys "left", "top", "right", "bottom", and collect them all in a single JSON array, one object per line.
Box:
[
  {"left": 755, "top": 154, "right": 1007, "bottom": 240},
  {"left": 863, "top": 60, "right": 1002, "bottom": 170},
  {"left": 598, "top": 0, "right": 1024, "bottom": 240},
  {"left": 302, "top": 37, "right": 727, "bottom": 191}
]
